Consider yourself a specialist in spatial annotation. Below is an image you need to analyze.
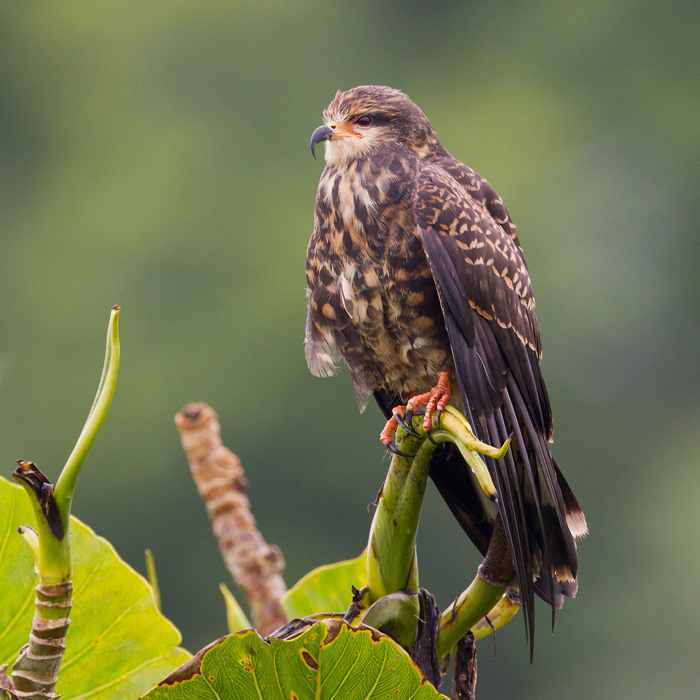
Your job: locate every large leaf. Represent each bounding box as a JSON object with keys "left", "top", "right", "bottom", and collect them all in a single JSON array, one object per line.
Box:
[
  {"left": 0, "top": 477, "right": 190, "bottom": 698},
  {"left": 281, "top": 551, "right": 367, "bottom": 619},
  {"left": 141, "top": 619, "right": 447, "bottom": 699}
]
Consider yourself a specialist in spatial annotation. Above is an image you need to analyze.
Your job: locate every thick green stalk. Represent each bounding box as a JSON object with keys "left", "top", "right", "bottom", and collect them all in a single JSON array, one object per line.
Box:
[
  {"left": 366, "top": 407, "right": 510, "bottom": 604},
  {"left": 366, "top": 429, "right": 436, "bottom": 602},
  {"left": 437, "top": 515, "right": 515, "bottom": 659},
  {"left": 437, "top": 575, "right": 506, "bottom": 659},
  {"left": 11, "top": 463, "right": 74, "bottom": 699},
  {"left": 5, "top": 307, "right": 121, "bottom": 699},
  {"left": 361, "top": 591, "right": 420, "bottom": 649},
  {"left": 13, "top": 463, "right": 69, "bottom": 587},
  {"left": 470, "top": 591, "right": 521, "bottom": 640},
  {"left": 363, "top": 406, "right": 513, "bottom": 658}
]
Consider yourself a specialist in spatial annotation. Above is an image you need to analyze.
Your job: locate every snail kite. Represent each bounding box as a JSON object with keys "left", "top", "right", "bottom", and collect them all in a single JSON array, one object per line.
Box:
[{"left": 305, "top": 85, "right": 587, "bottom": 647}]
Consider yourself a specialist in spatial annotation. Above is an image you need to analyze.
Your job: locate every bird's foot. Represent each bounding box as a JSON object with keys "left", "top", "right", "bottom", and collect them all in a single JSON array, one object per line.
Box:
[
  {"left": 379, "top": 370, "right": 452, "bottom": 446},
  {"left": 406, "top": 369, "right": 452, "bottom": 432},
  {"left": 380, "top": 407, "right": 419, "bottom": 446}
]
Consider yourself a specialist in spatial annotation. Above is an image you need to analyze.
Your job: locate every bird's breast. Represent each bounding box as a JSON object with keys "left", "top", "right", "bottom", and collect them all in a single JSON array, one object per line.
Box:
[
  {"left": 308, "top": 162, "right": 451, "bottom": 401},
  {"left": 317, "top": 160, "right": 400, "bottom": 257}
]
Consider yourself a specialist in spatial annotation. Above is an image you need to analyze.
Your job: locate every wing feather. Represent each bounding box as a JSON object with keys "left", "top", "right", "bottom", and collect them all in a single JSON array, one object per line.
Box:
[{"left": 414, "top": 163, "right": 584, "bottom": 646}]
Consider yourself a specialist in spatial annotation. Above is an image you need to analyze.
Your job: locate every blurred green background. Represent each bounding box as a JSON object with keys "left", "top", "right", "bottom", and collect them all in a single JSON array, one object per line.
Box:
[{"left": 1, "top": 1, "right": 698, "bottom": 698}]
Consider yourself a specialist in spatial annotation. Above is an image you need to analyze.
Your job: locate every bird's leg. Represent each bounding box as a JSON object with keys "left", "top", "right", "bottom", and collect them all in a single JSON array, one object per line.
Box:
[
  {"left": 407, "top": 369, "right": 452, "bottom": 432},
  {"left": 379, "top": 370, "right": 453, "bottom": 445}
]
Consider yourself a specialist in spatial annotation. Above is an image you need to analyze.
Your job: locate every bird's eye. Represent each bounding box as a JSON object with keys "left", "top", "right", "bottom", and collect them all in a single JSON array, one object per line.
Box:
[{"left": 356, "top": 115, "right": 372, "bottom": 127}]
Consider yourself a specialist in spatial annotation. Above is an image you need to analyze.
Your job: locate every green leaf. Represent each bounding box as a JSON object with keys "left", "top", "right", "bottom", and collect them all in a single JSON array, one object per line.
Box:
[
  {"left": 281, "top": 551, "right": 367, "bottom": 619},
  {"left": 219, "top": 582, "right": 252, "bottom": 634},
  {"left": 0, "top": 477, "right": 190, "bottom": 698},
  {"left": 141, "top": 619, "right": 448, "bottom": 699}
]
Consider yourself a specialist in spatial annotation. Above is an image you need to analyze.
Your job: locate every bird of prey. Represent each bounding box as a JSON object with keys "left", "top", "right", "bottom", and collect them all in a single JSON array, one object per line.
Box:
[{"left": 305, "top": 85, "right": 587, "bottom": 646}]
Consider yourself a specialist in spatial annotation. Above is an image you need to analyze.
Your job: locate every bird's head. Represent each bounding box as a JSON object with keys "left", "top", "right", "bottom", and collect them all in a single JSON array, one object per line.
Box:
[{"left": 310, "top": 85, "right": 443, "bottom": 165}]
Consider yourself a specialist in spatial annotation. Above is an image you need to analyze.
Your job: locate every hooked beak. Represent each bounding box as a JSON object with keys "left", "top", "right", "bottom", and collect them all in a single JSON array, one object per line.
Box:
[
  {"left": 310, "top": 125, "right": 334, "bottom": 159},
  {"left": 310, "top": 121, "right": 363, "bottom": 159}
]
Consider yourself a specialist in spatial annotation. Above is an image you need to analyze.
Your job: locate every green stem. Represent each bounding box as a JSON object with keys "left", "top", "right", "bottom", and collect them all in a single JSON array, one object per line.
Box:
[
  {"left": 5, "top": 307, "right": 122, "bottom": 699},
  {"left": 366, "top": 429, "right": 436, "bottom": 602},
  {"left": 145, "top": 549, "right": 161, "bottom": 612},
  {"left": 54, "top": 305, "right": 120, "bottom": 525},
  {"left": 361, "top": 591, "right": 420, "bottom": 649},
  {"left": 436, "top": 575, "right": 506, "bottom": 660},
  {"left": 11, "top": 463, "right": 73, "bottom": 698},
  {"left": 13, "top": 462, "right": 70, "bottom": 585},
  {"left": 470, "top": 591, "right": 521, "bottom": 640},
  {"left": 364, "top": 407, "right": 513, "bottom": 655},
  {"left": 436, "top": 515, "right": 514, "bottom": 659}
]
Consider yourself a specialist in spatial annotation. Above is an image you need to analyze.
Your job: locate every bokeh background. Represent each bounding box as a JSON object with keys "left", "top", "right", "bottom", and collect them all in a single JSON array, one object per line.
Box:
[{"left": 1, "top": 1, "right": 698, "bottom": 698}]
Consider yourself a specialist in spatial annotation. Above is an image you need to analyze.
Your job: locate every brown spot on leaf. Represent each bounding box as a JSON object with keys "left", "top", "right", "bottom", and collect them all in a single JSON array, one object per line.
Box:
[
  {"left": 301, "top": 650, "right": 318, "bottom": 670},
  {"left": 322, "top": 618, "right": 344, "bottom": 645}
]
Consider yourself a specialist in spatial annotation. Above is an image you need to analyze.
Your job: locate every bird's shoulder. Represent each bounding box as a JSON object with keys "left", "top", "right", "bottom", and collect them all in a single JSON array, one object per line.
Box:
[
  {"left": 438, "top": 156, "right": 517, "bottom": 235},
  {"left": 415, "top": 155, "right": 518, "bottom": 243},
  {"left": 413, "top": 154, "right": 541, "bottom": 358}
]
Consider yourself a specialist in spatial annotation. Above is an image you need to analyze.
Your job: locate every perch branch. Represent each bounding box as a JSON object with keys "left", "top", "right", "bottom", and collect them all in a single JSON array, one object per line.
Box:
[{"left": 175, "top": 402, "right": 287, "bottom": 635}]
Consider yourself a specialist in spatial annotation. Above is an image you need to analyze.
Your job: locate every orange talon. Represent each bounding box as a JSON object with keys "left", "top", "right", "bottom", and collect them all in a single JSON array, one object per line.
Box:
[
  {"left": 380, "top": 407, "right": 406, "bottom": 445},
  {"left": 379, "top": 369, "right": 453, "bottom": 444},
  {"left": 419, "top": 369, "right": 452, "bottom": 431}
]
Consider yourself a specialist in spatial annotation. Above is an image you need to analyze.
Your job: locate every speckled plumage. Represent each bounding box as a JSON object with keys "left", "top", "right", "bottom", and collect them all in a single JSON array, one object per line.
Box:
[{"left": 305, "top": 86, "right": 586, "bottom": 648}]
